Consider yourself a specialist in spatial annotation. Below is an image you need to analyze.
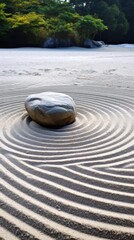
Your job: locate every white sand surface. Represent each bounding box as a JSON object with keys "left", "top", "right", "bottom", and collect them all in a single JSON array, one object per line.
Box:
[
  {"left": 0, "top": 45, "right": 134, "bottom": 90},
  {"left": 0, "top": 45, "right": 134, "bottom": 240}
]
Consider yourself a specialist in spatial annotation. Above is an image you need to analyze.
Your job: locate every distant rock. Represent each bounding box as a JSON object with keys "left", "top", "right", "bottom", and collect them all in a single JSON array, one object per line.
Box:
[
  {"left": 43, "top": 37, "right": 73, "bottom": 48},
  {"left": 43, "top": 37, "right": 103, "bottom": 49},
  {"left": 43, "top": 38, "right": 57, "bottom": 48},
  {"left": 25, "top": 92, "right": 76, "bottom": 128},
  {"left": 83, "top": 39, "right": 103, "bottom": 48}
]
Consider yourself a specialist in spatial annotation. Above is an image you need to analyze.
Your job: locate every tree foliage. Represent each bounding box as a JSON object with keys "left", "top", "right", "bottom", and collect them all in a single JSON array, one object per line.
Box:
[
  {"left": 0, "top": 0, "right": 107, "bottom": 47},
  {"left": 0, "top": 0, "right": 133, "bottom": 46},
  {"left": 0, "top": 3, "right": 10, "bottom": 36},
  {"left": 75, "top": 15, "right": 108, "bottom": 42},
  {"left": 69, "top": 0, "right": 132, "bottom": 43}
]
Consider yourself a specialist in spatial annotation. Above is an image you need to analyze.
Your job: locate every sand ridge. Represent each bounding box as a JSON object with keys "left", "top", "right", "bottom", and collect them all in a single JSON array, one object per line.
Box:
[{"left": 0, "top": 46, "right": 134, "bottom": 239}]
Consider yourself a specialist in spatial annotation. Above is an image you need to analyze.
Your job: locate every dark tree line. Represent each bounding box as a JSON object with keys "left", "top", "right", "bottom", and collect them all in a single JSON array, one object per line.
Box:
[{"left": 69, "top": 0, "right": 134, "bottom": 43}]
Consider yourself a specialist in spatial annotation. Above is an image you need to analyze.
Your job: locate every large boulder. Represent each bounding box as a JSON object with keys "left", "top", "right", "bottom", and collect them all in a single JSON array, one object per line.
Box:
[
  {"left": 25, "top": 92, "right": 76, "bottom": 128},
  {"left": 43, "top": 37, "right": 57, "bottom": 48},
  {"left": 43, "top": 37, "right": 73, "bottom": 48},
  {"left": 43, "top": 37, "right": 104, "bottom": 48},
  {"left": 83, "top": 39, "right": 103, "bottom": 48}
]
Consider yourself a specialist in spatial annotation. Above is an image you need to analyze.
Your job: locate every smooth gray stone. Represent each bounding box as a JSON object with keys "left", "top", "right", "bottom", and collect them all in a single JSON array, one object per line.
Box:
[
  {"left": 43, "top": 37, "right": 73, "bottom": 48},
  {"left": 83, "top": 39, "right": 102, "bottom": 48},
  {"left": 25, "top": 92, "right": 76, "bottom": 127}
]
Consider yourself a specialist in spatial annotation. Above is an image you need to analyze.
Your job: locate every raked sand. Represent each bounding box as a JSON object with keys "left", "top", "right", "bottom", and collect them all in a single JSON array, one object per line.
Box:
[{"left": 0, "top": 45, "right": 134, "bottom": 240}]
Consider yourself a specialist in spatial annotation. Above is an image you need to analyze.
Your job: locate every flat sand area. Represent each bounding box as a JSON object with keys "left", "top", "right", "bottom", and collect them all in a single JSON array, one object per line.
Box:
[{"left": 0, "top": 45, "right": 134, "bottom": 239}]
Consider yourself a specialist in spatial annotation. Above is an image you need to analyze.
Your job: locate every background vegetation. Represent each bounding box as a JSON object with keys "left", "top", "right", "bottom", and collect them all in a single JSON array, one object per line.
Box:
[
  {"left": 70, "top": 0, "right": 134, "bottom": 43},
  {"left": 0, "top": 0, "right": 133, "bottom": 47}
]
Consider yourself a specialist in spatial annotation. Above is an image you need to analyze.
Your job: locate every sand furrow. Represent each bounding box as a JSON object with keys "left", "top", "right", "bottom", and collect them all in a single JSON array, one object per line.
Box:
[{"left": 0, "top": 77, "right": 134, "bottom": 239}]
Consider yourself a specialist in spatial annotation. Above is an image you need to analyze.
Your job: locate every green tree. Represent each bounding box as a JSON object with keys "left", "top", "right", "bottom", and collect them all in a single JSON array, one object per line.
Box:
[
  {"left": 0, "top": 3, "right": 10, "bottom": 37},
  {"left": 42, "top": 0, "right": 75, "bottom": 17},
  {"left": 115, "top": 11, "right": 129, "bottom": 35},
  {"left": 7, "top": 12, "right": 46, "bottom": 46},
  {"left": 75, "top": 14, "right": 107, "bottom": 44},
  {"left": 119, "top": 0, "right": 134, "bottom": 43},
  {"left": 90, "top": 0, "right": 129, "bottom": 42},
  {"left": 46, "top": 17, "right": 75, "bottom": 39},
  {"left": 0, "top": 0, "right": 42, "bottom": 13},
  {"left": 91, "top": 1, "right": 118, "bottom": 30},
  {"left": 69, "top": 0, "right": 91, "bottom": 15}
]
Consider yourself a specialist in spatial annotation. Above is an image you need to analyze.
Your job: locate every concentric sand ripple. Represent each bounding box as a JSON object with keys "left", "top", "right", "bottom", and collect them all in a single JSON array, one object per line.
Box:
[{"left": 0, "top": 85, "right": 134, "bottom": 240}]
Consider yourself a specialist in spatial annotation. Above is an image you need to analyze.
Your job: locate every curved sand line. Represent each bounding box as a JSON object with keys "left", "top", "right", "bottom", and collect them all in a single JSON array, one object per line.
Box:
[{"left": 0, "top": 82, "right": 134, "bottom": 240}]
